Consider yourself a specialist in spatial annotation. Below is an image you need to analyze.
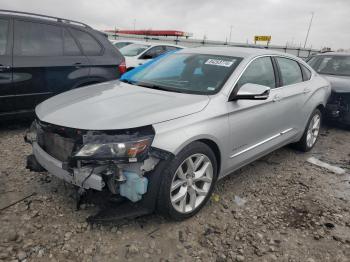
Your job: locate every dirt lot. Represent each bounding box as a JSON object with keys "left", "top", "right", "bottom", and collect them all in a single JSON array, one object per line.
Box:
[{"left": 0, "top": 122, "right": 349, "bottom": 262}]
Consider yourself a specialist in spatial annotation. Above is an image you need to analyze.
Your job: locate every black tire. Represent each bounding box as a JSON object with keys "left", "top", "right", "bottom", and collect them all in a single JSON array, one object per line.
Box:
[
  {"left": 156, "top": 141, "right": 218, "bottom": 220},
  {"left": 294, "top": 108, "right": 322, "bottom": 152}
]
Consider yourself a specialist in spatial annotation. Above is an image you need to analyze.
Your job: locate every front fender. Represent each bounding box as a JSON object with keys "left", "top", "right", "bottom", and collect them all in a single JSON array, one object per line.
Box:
[{"left": 151, "top": 105, "right": 229, "bottom": 177}]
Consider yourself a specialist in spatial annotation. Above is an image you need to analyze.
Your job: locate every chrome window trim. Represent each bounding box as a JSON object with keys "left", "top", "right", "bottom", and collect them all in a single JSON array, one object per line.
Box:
[{"left": 227, "top": 54, "right": 316, "bottom": 99}]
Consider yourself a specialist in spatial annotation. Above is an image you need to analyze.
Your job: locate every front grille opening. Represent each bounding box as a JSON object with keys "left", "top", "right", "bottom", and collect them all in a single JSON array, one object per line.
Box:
[{"left": 37, "top": 121, "right": 81, "bottom": 162}]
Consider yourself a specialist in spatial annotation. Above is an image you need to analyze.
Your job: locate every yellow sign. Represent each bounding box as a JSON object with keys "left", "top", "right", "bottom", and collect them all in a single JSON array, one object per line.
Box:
[{"left": 254, "top": 36, "right": 271, "bottom": 42}]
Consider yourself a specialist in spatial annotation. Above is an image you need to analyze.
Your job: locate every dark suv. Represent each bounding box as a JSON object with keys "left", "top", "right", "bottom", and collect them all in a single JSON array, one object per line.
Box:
[
  {"left": 0, "top": 10, "right": 125, "bottom": 119},
  {"left": 307, "top": 52, "right": 350, "bottom": 126}
]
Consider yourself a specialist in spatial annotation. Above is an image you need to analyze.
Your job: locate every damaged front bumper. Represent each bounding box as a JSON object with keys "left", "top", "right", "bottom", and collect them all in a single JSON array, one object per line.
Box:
[
  {"left": 325, "top": 92, "right": 350, "bottom": 125},
  {"left": 25, "top": 120, "right": 173, "bottom": 206},
  {"left": 30, "top": 141, "right": 105, "bottom": 190}
]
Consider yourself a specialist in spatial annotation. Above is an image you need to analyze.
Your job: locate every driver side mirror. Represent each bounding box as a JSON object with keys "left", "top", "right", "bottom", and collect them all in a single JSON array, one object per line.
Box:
[{"left": 230, "top": 83, "right": 270, "bottom": 101}]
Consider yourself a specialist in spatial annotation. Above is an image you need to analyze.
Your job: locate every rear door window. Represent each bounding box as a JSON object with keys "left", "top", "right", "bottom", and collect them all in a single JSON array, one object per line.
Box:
[
  {"left": 0, "top": 19, "right": 9, "bottom": 55},
  {"left": 70, "top": 29, "right": 102, "bottom": 56},
  {"left": 236, "top": 57, "right": 276, "bottom": 88},
  {"left": 276, "top": 57, "right": 303, "bottom": 86},
  {"left": 63, "top": 29, "right": 81, "bottom": 56},
  {"left": 14, "top": 20, "right": 63, "bottom": 56}
]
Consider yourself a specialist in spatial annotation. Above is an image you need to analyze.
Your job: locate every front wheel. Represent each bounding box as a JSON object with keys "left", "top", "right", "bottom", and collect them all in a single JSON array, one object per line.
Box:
[
  {"left": 156, "top": 142, "right": 217, "bottom": 220},
  {"left": 294, "top": 108, "right": 322, "bottom": 152}
]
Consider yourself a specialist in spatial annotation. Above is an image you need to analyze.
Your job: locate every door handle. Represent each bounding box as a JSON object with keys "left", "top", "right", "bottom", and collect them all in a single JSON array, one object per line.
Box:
[
  {"left": 0, "top": 65, "right": 11, "bottom": 70},
  {"left": 273, "top": 94, "right": 281, "bottom": 102},
  {"left": 73, "top": 62, "right": 82, "bottom": 68},
  {"left": 303, "top": 88, "right": 311, "bottom": 94}
]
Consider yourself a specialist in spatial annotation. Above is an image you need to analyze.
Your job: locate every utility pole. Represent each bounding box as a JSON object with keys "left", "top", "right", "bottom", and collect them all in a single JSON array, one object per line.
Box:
[
  {"left": 228, "top": 25, "right": 233, "bottom": 43},
  {"left": 133, "top": 19, "right": 136, "bottom": 31},
  {"left": 303, "top": 12, "right": 314, "bottom": 48}
]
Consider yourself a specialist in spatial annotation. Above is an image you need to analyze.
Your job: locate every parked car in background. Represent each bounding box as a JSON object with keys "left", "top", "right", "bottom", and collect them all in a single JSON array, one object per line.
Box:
[
  {"left": 109, "top": 39, "right": 136, "bottom": 49},
  {"left": 119, "top": 41, "right": 184, "bottom": 70},
  {"left": 0, "top": 10, "right": 125, "bottom": 120},
  {"left": 26, "top": 47, "right": 330, "bottom": 220},
  {"left": 307, "top": 53, "right": 350, "bottom": 126}
]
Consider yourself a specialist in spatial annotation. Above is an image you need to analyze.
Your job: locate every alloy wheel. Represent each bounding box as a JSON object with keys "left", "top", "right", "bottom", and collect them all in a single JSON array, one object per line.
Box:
[
  {"left": 170, "top": 153, "right": 213, "bottom": 214},
  {"left": 306, "top": 113, "right": 321, "bottom": 148}
]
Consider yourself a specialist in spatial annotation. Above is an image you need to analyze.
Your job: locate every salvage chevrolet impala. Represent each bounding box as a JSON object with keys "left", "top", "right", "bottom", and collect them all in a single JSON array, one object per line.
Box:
[{"left": 26, "top": 47, "right": 331, "bottom": 220}]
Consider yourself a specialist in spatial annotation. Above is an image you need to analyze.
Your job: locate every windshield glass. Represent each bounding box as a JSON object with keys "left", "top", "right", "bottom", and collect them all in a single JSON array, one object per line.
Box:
[
  {"left": 119, "top": 44, "right": 150, "bottom": 57},
  {"left": 126, "top": 53, "right": 242, "bottom": 95},
  {"left": 113, "top": 42, "right": 133, "bottom": 49},
  {"left": 308, "top": 55, "right": 350, "bottom": 76}
]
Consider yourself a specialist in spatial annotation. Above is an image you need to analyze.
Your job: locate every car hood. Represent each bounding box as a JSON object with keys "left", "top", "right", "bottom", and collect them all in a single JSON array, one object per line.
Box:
[
  {"left": 322, "top": 74, "right": 350, "bottom": 93},
  {"left": 125, "top": 56, "right": 145, "bottom": 68},
  {"left": 36, "top": 81, "right": 209, "bottom": 130}
]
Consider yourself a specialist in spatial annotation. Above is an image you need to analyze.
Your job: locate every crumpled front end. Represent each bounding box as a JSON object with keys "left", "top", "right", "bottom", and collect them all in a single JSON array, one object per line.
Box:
[
  {"left": 25, "top": 119, "right": 172, "bottom": 204},
  {"left": 326, "top": 91, "right": 350, "bottom": 125}
]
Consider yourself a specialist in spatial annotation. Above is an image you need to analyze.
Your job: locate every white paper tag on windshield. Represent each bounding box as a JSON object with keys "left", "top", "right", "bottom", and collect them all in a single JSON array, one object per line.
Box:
[{"left": 205, "top": 59, "right": 235, "bottom": 67}]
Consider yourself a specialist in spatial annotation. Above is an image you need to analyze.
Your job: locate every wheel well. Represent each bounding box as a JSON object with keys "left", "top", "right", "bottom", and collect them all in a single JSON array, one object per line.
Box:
[
  {"left": 316, "top": 104, "right": 325, "bottom": 111},
  {"left": 198, "top": 139, "right": 221, "bottom": 175},
  {"left": 316, "top": 104, "right": 325, "bottom": 115}
]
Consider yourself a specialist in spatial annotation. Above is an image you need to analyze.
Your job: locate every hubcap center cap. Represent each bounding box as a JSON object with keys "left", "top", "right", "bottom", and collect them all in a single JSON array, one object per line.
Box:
[{"left": 187, "top": 179, "right": 193, "bottom": 186}]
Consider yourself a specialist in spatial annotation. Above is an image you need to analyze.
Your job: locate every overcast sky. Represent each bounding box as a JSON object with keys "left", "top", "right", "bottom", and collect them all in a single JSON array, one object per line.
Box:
[{"left": 1, "top": 0, "right": 349, "bottom": 50}]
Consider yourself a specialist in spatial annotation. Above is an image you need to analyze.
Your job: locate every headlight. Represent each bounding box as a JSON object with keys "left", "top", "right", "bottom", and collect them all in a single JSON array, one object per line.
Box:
[{"left": 74, "top": 137, "right": 153, "bottom": 162}]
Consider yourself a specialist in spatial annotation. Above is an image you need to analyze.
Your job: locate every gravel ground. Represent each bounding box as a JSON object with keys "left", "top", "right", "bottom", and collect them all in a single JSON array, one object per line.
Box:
[{"left": 0, "top": 121, "right": 349, "bottom": 262}]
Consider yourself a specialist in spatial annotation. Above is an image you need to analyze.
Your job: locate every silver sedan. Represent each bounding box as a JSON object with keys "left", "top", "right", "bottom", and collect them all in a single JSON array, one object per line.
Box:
[{"left": 26, "top": 47, "right": 331, "bottom": 220}]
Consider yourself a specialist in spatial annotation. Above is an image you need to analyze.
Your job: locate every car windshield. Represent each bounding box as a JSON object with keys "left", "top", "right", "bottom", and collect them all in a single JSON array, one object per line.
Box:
[
  {"left": 125, "top": 53, "right": 242, "bottom": 95},
  {"left": 308, "top": 55, "right": 350, "bottom": 76},
  {"left": 113, "top": 42, "right": 133, "bottom": 49},
  {"left": 119, "top": 44, "right": 150, "bottom": 57}
]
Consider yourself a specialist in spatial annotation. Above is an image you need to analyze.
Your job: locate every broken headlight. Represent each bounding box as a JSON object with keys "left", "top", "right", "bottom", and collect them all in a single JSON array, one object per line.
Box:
[{"left": 74, "top": 137, "right": 153, "bottom": 162}]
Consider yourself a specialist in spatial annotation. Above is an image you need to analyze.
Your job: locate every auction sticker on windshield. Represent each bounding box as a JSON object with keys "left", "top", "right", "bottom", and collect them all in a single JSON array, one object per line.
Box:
[{"left": 205, "top": 59, "right": 235, "bottom": 67}]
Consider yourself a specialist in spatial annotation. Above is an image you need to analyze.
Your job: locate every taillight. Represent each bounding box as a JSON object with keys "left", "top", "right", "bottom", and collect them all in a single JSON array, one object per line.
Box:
[{"left": 118, "top": 60, "right": 127, "bottom": 75}]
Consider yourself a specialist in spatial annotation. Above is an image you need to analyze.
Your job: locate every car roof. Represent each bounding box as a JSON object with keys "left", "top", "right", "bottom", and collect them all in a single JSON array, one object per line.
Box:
[
  {"left": 0, "top": 12, "right": 92, "bottom": 31},
  {"left": 120, "top": 40, "right": 185, "bottom": 48},
  {"left": 315, "top": 52, "right": 350, "bottom": 57},
  {"left": 177, "top": 46, "right": 296, "bottom": 59}
]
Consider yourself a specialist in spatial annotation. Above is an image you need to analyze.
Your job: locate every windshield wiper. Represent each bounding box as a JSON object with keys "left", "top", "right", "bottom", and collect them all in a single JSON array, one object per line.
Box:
[
  {"left": 135, "top": 81, "right": 184, "bottom": 93},
  {"left": 120, "top": 79, "right": 136, "bottom": 85}
]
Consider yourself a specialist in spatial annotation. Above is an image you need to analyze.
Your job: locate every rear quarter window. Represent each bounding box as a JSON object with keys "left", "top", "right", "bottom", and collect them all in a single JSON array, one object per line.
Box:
[{"left": 70, "top": 29, "right": 102, "bottom": 56}]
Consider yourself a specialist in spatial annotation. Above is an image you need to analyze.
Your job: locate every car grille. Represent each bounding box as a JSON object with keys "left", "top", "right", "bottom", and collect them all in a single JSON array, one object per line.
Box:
[{"left": 37, "top": 122, "right": 78, "bottom": 162}]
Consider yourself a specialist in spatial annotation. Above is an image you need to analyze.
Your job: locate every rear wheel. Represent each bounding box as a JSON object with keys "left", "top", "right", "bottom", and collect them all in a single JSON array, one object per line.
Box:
[
  {"left": 157, "top": 142, "right": 217, "bottom": 220},
  {"left": 294, "top": 108, "right": 322, "bottom": 152}
]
